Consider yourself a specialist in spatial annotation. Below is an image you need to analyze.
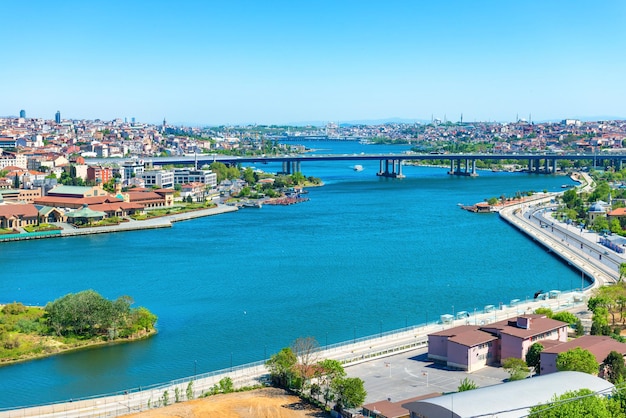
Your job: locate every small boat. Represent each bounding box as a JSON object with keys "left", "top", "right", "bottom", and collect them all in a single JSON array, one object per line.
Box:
[{"left": 353, "top": 165, "right": 364, "bottom": 172}]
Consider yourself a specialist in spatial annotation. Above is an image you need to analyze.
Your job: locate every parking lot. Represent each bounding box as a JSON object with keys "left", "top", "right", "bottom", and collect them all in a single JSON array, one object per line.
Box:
[{"left": 345, "top": 346, "right": 510, "bottom": 404}]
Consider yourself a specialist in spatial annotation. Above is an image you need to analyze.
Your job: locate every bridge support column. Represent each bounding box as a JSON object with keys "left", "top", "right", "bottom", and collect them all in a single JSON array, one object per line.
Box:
[
  {"left": 291, "top": 161, "right": 301, "bottom": 173},
  {"left": 471, "top": 159, "right": 477, "bottom": 176},
  {"left": 544, "top": 158, "right": 549, "bottom": 173},
  {"left": 377, "top": 159, "right": 405, "bottom": 178},
  {"left": 552, "top": 158, "right": 557, "bottom": 173},
  {"left": 449, "top": 159, "right": 455, "bottom": 174},
  {"left": 281, "top": 161, "right": 291, "bottom": 175}
]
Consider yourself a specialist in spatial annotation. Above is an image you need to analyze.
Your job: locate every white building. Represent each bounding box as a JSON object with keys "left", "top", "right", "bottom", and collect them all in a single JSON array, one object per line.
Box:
[
  {"left": 172, "top": 168, "right": 217, "bottom": 187},
  {"left": 140, "top": 169, "right": 174, "bottom": 189}
]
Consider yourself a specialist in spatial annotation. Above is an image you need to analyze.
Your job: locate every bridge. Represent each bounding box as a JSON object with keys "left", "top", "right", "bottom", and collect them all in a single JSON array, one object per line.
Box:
[{"left": 117, "top": 152, "right": 626, "bottom": 179}]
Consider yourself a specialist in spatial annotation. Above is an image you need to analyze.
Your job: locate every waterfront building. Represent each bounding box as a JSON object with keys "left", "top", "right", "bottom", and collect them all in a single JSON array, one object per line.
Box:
[
  {"left": 428, "top": 315, "right": 568, "bottom": 372},
  {"left": 0, "top": 203, "right": 39, "bottom": 229},
  {"left": 126, "top": 188, "right": 174, "bottom": 208}
]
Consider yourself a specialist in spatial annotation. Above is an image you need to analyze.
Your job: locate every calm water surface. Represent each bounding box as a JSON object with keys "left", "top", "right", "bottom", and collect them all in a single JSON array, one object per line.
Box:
[{"left": 0, "top": 142, "right": 581, "bottom": 408}]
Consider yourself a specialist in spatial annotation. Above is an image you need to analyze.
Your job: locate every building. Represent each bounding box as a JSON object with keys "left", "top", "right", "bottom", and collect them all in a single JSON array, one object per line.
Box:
[
  {"left": 46, "top": 185, "right": 109, "bottom": 198},
  {"left": 540, "top": 335, "right": 626, "bottom": 375},
  {"left": 122, "top": 159, "right": 144, "bottom": 185},
  {"left": 140, "top": 169, "right": 174, "bottom": 189},
  {"left": 427, "top": 315, "right": 568, "bottom": 372},
  {"left": 172, "top": 168, "right": 217, "bottom": 187},
  {"left": 55, "top": 111, "right": 61, "bottom": 124},
  {"left": 86, "top": 165, "right": 114, "bottom": 185},
  {"left": 0, "top": 204, "right": 40, "bottom": 229},
  {"left": 403, "top": 371, "right": 614, "bottom": 418},
  {"left": 126, "top": 188, "right": 174, "bottom": 208},
  {"left": 19, "top": 109, "right": 25, "bottom": 119}
]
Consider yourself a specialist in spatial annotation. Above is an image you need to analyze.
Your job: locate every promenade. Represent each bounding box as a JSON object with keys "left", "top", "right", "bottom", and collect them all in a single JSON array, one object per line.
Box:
[{"left": 2, "top": 189, "right": 619, "bottom": 417}]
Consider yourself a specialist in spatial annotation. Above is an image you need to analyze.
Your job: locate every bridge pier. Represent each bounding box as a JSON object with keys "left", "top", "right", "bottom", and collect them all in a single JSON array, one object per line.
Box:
[
  {"left": 280, "top": 161, "right": 302, "bottom": 175},
  {"left": 377, "top": 159, "right": 405, "bottom": 178},
  {"left": 448, "top": 158, "right": 477, "bottom": 176}
]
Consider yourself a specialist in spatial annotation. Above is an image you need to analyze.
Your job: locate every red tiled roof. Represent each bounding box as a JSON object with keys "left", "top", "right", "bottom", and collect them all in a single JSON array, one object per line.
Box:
[
  {"left": 608, "top": 208, "right": 626, "bottom": 217},
  {"left": 0, "top": 203, "right": 39, "bottom": 218},
  {"left": 542, "top": 335, "right": 626, "bottom": 362}
]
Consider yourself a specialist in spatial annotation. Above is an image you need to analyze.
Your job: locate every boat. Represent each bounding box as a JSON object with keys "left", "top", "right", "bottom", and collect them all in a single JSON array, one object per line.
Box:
[{"left": 353, "top": 164, "right": 364, "bottom": 172}]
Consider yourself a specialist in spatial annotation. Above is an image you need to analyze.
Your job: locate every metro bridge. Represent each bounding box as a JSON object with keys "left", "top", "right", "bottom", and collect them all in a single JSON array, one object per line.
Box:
[{"left": 132, "top": 152, "right": 626, "bottom": 178}]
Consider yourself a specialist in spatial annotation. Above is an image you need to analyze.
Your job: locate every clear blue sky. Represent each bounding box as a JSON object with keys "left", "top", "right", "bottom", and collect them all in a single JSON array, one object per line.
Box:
[{"left": 2, "top": 1, "right": 625, "bottom": 125}]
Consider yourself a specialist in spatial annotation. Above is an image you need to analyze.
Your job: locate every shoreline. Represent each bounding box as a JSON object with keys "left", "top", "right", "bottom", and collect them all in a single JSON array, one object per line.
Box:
[{"left": 0, "top": 204, "right": 238, "bottom": 243}]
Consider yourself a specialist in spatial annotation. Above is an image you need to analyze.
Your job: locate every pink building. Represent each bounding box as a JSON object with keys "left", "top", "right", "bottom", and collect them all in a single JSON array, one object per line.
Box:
[
  {"left": 540, "top": 335, "right": 626, "bottom": 375},
  {"left": 428, "top": 315, "right": 568, "bottom": 372}
]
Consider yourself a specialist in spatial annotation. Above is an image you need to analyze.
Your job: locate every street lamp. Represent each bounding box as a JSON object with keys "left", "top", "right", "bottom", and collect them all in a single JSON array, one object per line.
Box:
[
  {"left": 353, "top": 326, "right": 356, "bottom": 344},
  {"left": 379, "top": 320, "right": 382, "bottom": 338},
  {"left": 194, "top": 360, "right": 197, "bottom": 378},
  {"left": 452, "top": 305, "right": 455, "bottom": 323}
]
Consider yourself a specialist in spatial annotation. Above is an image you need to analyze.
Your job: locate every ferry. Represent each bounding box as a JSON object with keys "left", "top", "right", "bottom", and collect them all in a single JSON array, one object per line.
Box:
[{"left": 353, "top": 164, "right": 364, "bottom": 172}]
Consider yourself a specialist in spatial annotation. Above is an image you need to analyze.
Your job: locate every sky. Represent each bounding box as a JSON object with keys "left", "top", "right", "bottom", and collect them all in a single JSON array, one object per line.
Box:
[{"left": 2, "top": 0, "right": 626, "bottom": 126}]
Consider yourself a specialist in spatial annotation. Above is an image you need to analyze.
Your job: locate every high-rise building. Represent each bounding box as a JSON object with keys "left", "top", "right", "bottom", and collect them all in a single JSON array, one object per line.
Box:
[
  {"left": 55, "top": 111, "right": 61, "bottom": 124},
  {"left": 19, "top": 109, "right": 26, "bottom": 118}
]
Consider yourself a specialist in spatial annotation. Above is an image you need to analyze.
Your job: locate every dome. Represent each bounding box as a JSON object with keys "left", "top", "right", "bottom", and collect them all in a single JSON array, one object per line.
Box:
[{"left": 589, "top": 202, "right": 606, "bottom": 213}]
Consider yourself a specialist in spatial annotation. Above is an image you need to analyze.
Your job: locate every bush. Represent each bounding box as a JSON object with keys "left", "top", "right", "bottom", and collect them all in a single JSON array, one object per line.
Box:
[{"left": 2, "top": 302, "right": 27, "bottom": 315}]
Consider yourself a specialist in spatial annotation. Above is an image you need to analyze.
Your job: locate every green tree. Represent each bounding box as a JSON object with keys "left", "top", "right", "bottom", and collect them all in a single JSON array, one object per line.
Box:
[
  {"left": 534, "top": 307, "right": 554, "bottom": 318},
  {"left": 526, "top": 343, "right": 544, "bottom": 374},
  {"left": 556, "top": 347, "right": 599, "bottom": 374},
  {"left": 265, "top": 347, "right": 297, "bottom": 389},
  {"left": 457, "top": 377, "right": 478, "bottom": 392},
  {"left": 620, "top": 263, "right": 626, "bottom": 283},
  {"left": 502, "top": 357, "right": 529, "bottom": 381},
  {"left": 603, "top": 350, "right": 626, "bottom": 383},
  {"left": 529, "top": 389, "right": 619, "bottom": 418},
  {"left": 330, "top": 377, "right": 367, "bottom": 410},
  {"left": 551, "top": 311, "right": 578, "bottom": 325},
  {"left": 243, "top": 167, "right": 256, "bottom": 185},
  {"left": 316, "top": 359, "right": 346, "bottom": 407}
]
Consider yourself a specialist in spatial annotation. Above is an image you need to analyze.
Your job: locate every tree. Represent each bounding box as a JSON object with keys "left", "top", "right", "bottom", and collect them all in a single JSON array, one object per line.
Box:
[
  {"left": 330, "top": 377, "right": 366, "bottom": 410},
  {"left": 502, "top": 357, "right": 529, "bottom": 381},
  {"left": 556, "top": 347, "right": 599, "bottom": 374},
  {"left": 243, "top": 167, "right": 256, "bottom": 185},
  {"left": 457, "top": 377, "right": 478, "bottom": 392},
  {"left": 526, "top": 343, "right": 544, "bottom": 374},
  {"left": 529, "top": 388, "right": 620, "bottom": 418},
  {"left": 535, "top": 307, "right": 554, "bottom": 318},
  {"left": 291, "top": 336, "right": 320, "bottom": 390},
  {"left": 316, "top": 359, "right": 346, "bottom": 407},
  {"left": 603, "top": 351, "right": 626, "bottom": 383},
  {"left": 620, "top": 263, "right": 626, "bottom": 283},
  {"left": 265, "top": 347, "right": 297, "bottom": 389}
]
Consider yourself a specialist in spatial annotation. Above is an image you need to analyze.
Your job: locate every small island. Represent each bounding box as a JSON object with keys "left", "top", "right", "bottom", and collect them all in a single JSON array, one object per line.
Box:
[{"left": 0, "top": 290, "right": 157, "bottom": 365}]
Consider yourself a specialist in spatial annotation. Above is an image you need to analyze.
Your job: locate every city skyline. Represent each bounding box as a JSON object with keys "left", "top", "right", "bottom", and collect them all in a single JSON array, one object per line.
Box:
[{"left": 2, "top": 1, "right": 625, "bottom": 125}]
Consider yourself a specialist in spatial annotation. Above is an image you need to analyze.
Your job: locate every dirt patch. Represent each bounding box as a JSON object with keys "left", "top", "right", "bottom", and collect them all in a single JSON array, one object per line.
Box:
[{"left": 123, "top": 388, "right": 327, "bottom": 418}]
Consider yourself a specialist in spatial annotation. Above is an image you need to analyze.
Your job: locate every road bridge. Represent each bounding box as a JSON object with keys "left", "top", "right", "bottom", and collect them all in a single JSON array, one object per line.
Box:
[{"left": 132, "top": 152, "right": 626, "bottom": 178}]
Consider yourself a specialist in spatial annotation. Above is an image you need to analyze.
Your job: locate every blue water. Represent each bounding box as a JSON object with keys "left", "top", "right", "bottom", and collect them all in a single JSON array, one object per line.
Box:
[{"left": 0, "top": 142, "right": 581, "bottom": 408}]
